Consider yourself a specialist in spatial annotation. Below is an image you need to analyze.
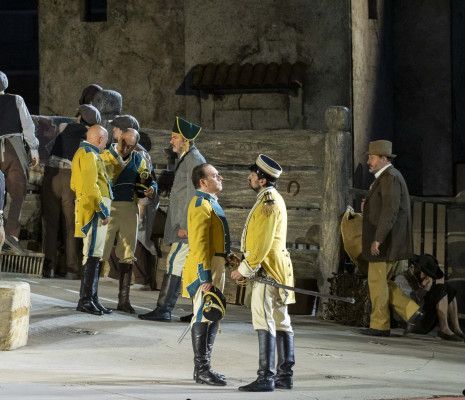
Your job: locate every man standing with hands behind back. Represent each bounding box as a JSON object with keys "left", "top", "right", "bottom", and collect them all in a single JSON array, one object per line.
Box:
[
  {"left": 360, "top": 140, "right": 423, "bottom": 337},
  {"left": 182, "top": 163, "right": 231, "bottom": 386}
]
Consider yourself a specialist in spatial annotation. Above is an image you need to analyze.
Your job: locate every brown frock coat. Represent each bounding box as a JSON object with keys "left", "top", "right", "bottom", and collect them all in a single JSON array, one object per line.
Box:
[{"left": 362, "top": 165, "right": 413, "bottom": 262}]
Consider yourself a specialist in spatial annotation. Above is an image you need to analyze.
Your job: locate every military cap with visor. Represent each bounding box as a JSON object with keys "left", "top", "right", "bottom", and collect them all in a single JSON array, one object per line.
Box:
[
  {"left": 202, "top": 286, "right": 226, "bottom": 322},
  {"left": 249, "top": 154, "right": 282, "bottom": 181}
]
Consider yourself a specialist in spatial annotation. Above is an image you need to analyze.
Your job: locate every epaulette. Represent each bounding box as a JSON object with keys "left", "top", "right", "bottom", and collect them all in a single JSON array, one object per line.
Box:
[
  {"left": 261, "top": 191, "right": 277, "bottom": 217},
  {"left": 195, "top": 196, "right": 204, "bottom": 208}
]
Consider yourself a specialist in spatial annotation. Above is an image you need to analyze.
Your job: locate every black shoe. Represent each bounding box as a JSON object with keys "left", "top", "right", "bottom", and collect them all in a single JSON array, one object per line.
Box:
[
  {"left": 43, "top": 268, "right": 55, "bottom": 278},
  {"left": 437, "top": 331, "right": 463, "bottom": 342},
  {"left": 404, "top": 309, "right": 424, "bottom": 334},
  {"left": 360, "top": 328, "right": 390, "bottom": 337},
  {"left": 275, "top": 377, "right": 293, "bottom": 389},
  {"left": 4, "top": 234, "right": 25, "bottom": 255},
  {"left": 76, "top": 299, "right": 104, "bottom": 316},
  {"left": 196, "top": 370, "right": 226, "bottom": 386},
  {"left": 64, "top": 272, "right": 80, "bottom": 280},
  {"left": 239, "top": 378, "right": 274, "bottom": 392},
  {"left": 138, "top": 309, "right": 171, "bottom": 322},
  {"left": 93, "top": 297, "right": 113, "bottom": 314},
  {"left": 180, "top": 313, "right": 194, "bottom": 323}
]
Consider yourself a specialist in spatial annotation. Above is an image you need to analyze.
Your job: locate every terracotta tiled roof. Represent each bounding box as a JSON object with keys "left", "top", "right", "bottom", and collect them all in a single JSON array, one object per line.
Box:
[{"left": 190, "top": 61, "right": 306, "bottom": 91}]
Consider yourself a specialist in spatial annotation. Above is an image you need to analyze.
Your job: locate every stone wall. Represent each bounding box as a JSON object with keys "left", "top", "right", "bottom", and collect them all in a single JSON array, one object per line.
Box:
[
  {"left": 201, "top": 92, "right": 300, "bottom": 131},
  {"left": 39, "top": 0, "right": 351, "bottom": 131},
  {"left": 38, "top": 0, "right": 186, "bottom": 128}
]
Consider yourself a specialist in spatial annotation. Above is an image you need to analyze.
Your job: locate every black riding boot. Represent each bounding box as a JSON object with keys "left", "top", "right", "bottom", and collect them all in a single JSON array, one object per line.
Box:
[
  {"left": 138, "top": 273, "right": 181, "bottom": 322},
  {"left": 117, "top": 263, "right": 135, "bottom": 314},
  {"left": 239, "top": 330, "right": 275, "bottom": 392},
  {"left": 92, "top": 261, "right": 112, "bottom": 314},
  {"left": 191, "top": 322, "right": 226, "bottom": 386},
  {"left": 194, "top": 321, "right": 226, "bottom": 381},
  {"left": 274, "top": 331, "right": 295, "bottom": 389},
  {"left": 76, "top": 257, "right": 103, "bottom": 315}
]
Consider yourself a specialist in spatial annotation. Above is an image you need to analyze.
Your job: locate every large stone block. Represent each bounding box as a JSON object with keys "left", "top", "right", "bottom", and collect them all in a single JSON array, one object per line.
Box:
[
  {"left": 214, "top": 94, "right": 241, "bottom": 110},
  {"left": 239, "top": 93, "right": 289, "bottom": 110},
  {"left": 214, "top": 110, "right": 252, "bottom": 130},
  {"left": 0, "top": 281, "right": 30, "bottom": 351},
  {"left": 251, "top": 109, "right": 289, "bottom": 130}
]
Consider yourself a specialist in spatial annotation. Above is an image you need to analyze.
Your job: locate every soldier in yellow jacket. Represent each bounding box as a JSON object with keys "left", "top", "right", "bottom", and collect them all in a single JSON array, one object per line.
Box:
[
  {"left": 231, "top": 154, "right": 295, "bottom": 392},
  {"left": 182, "top": 163, "right": 231, "bottom": 386},
  {"left": 70, "top": 125, "right": 113, "bottom": 316}
]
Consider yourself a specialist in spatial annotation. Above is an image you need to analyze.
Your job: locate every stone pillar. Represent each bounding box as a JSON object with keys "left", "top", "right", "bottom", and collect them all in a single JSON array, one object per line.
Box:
[{"left": 318, "top": 106, "right": 352, "bottom": 303}]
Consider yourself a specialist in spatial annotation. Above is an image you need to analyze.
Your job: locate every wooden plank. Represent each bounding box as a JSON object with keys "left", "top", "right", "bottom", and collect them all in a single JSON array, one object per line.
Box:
[
  {"left": 218, "top": 170, "right": 322, "bottom": 209},
  {"left": 224, "top": 208, "right": 320, "bottom": 245},
  {"left": 156, "top": 203, "right": 321, "bottom": 245},
  {"left": 142, "top": 129, "right": 325, "bottom": 168},
  {"left": 289, "top": 249, "right": 322, "bottom": 283},
  {"left": 154, "top": 168, "right": 323, "bottom": 209}
]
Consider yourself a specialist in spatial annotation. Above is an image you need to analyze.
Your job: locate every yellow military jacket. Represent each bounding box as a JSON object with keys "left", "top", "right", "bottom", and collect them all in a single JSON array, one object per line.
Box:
[
  {"left": 238, "top": 187, "right": 295, "bottom": 304},
  {"left": 182, "top": 190, "right": 230, "bottom": 298},
  {"left": 70, "top": 141, "right": 112, "bottom": 237}
]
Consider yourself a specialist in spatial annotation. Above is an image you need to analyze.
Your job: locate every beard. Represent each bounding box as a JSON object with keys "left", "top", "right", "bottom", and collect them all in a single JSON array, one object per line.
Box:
[{"left": 249, "top": 180, "right": 260, "bottom": 193}]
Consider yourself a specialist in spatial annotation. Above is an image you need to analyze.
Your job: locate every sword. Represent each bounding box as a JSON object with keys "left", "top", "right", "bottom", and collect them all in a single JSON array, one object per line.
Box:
[
  {"left": 177, "top": 324, "right": 192, "bottom": 344},
  {"left": 249, "top": 276, "right": 355, "bottom": 304}
]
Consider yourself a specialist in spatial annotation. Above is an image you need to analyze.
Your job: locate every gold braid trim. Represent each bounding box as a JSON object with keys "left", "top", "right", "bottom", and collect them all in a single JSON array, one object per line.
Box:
[{"left": 261, "top": 191, "right": 277, "bottom": 217}]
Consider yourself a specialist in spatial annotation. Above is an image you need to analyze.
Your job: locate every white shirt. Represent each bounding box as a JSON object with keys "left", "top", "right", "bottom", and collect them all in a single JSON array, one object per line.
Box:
[{"left": 374, "top": 163, "right": 392, "bottom": 179}]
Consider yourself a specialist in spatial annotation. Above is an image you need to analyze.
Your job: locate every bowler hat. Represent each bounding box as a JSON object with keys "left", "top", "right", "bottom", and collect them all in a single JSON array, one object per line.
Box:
[
  {"left": 110, "top": 115, "right": 140, "bottom": 131},
  {"left": 172, "top": 116, "right": 202, "bottom": 141},
  {"left": 202, "top": 286, "right": 226, "bottom": 322},
  {"left": 77, "top": 104, "right": 101, "bottom": 125},
  {"left": 365, "top": 140, "right": 397, "bottom": 158},
  {"left": 411, "top": 254, "right": 444, "bottom": 279},
  {"left": 249, "top": 154, "right": 282, "bottom": 180},
  {"left": 0, "top": 71, "right": 8, "bottom": 91}
]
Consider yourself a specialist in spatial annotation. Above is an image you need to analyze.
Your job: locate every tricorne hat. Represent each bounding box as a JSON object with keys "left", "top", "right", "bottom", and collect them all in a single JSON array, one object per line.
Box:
[
  {"left": 249, "top": 154, "right": 282, "bottom": 180},
  {"left": 0, "top": 71, "right": 8, "bottom": 92},
  {"left": 202, "top": 286, "right": 226, "bottom": 322},
  {"left": 172, "top": 116, "right": 202, "bottom": 141},
  {"left": 77, "top": 104, "right": 101, "bottom": 125},
  {"left": 364, "top": 140, "right": 397, "bottom": 158},
  {"left": 110, "top": 115, "right": 140, "bottom": 131},
  {"left": 411, "top": 253, "right": 444, "bottom": 279}
]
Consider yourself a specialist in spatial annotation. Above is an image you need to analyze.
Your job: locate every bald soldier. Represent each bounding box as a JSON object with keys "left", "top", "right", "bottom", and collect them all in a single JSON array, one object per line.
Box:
[
  {"left": 71, "top": 125, "right": 113, "bottom": 316},
  {"left": 101, "top": 128, "right": 157, "bottom": 313}
]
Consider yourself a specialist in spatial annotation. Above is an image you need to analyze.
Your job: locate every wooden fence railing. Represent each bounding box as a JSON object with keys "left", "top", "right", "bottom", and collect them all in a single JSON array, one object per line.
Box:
[{"left": 349, "top": 188, "right": 465, "bottom": 280}]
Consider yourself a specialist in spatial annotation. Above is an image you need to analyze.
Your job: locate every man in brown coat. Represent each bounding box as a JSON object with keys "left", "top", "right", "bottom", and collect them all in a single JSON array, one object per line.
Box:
[{"left": 360, "top": 140, "right": 423, "bottom": 337}]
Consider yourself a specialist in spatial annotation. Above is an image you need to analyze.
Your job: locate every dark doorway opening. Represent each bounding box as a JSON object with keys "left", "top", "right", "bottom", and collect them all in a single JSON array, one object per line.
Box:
[{"left": 0, "top": 0, "right": 39, "bottom": 114}]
